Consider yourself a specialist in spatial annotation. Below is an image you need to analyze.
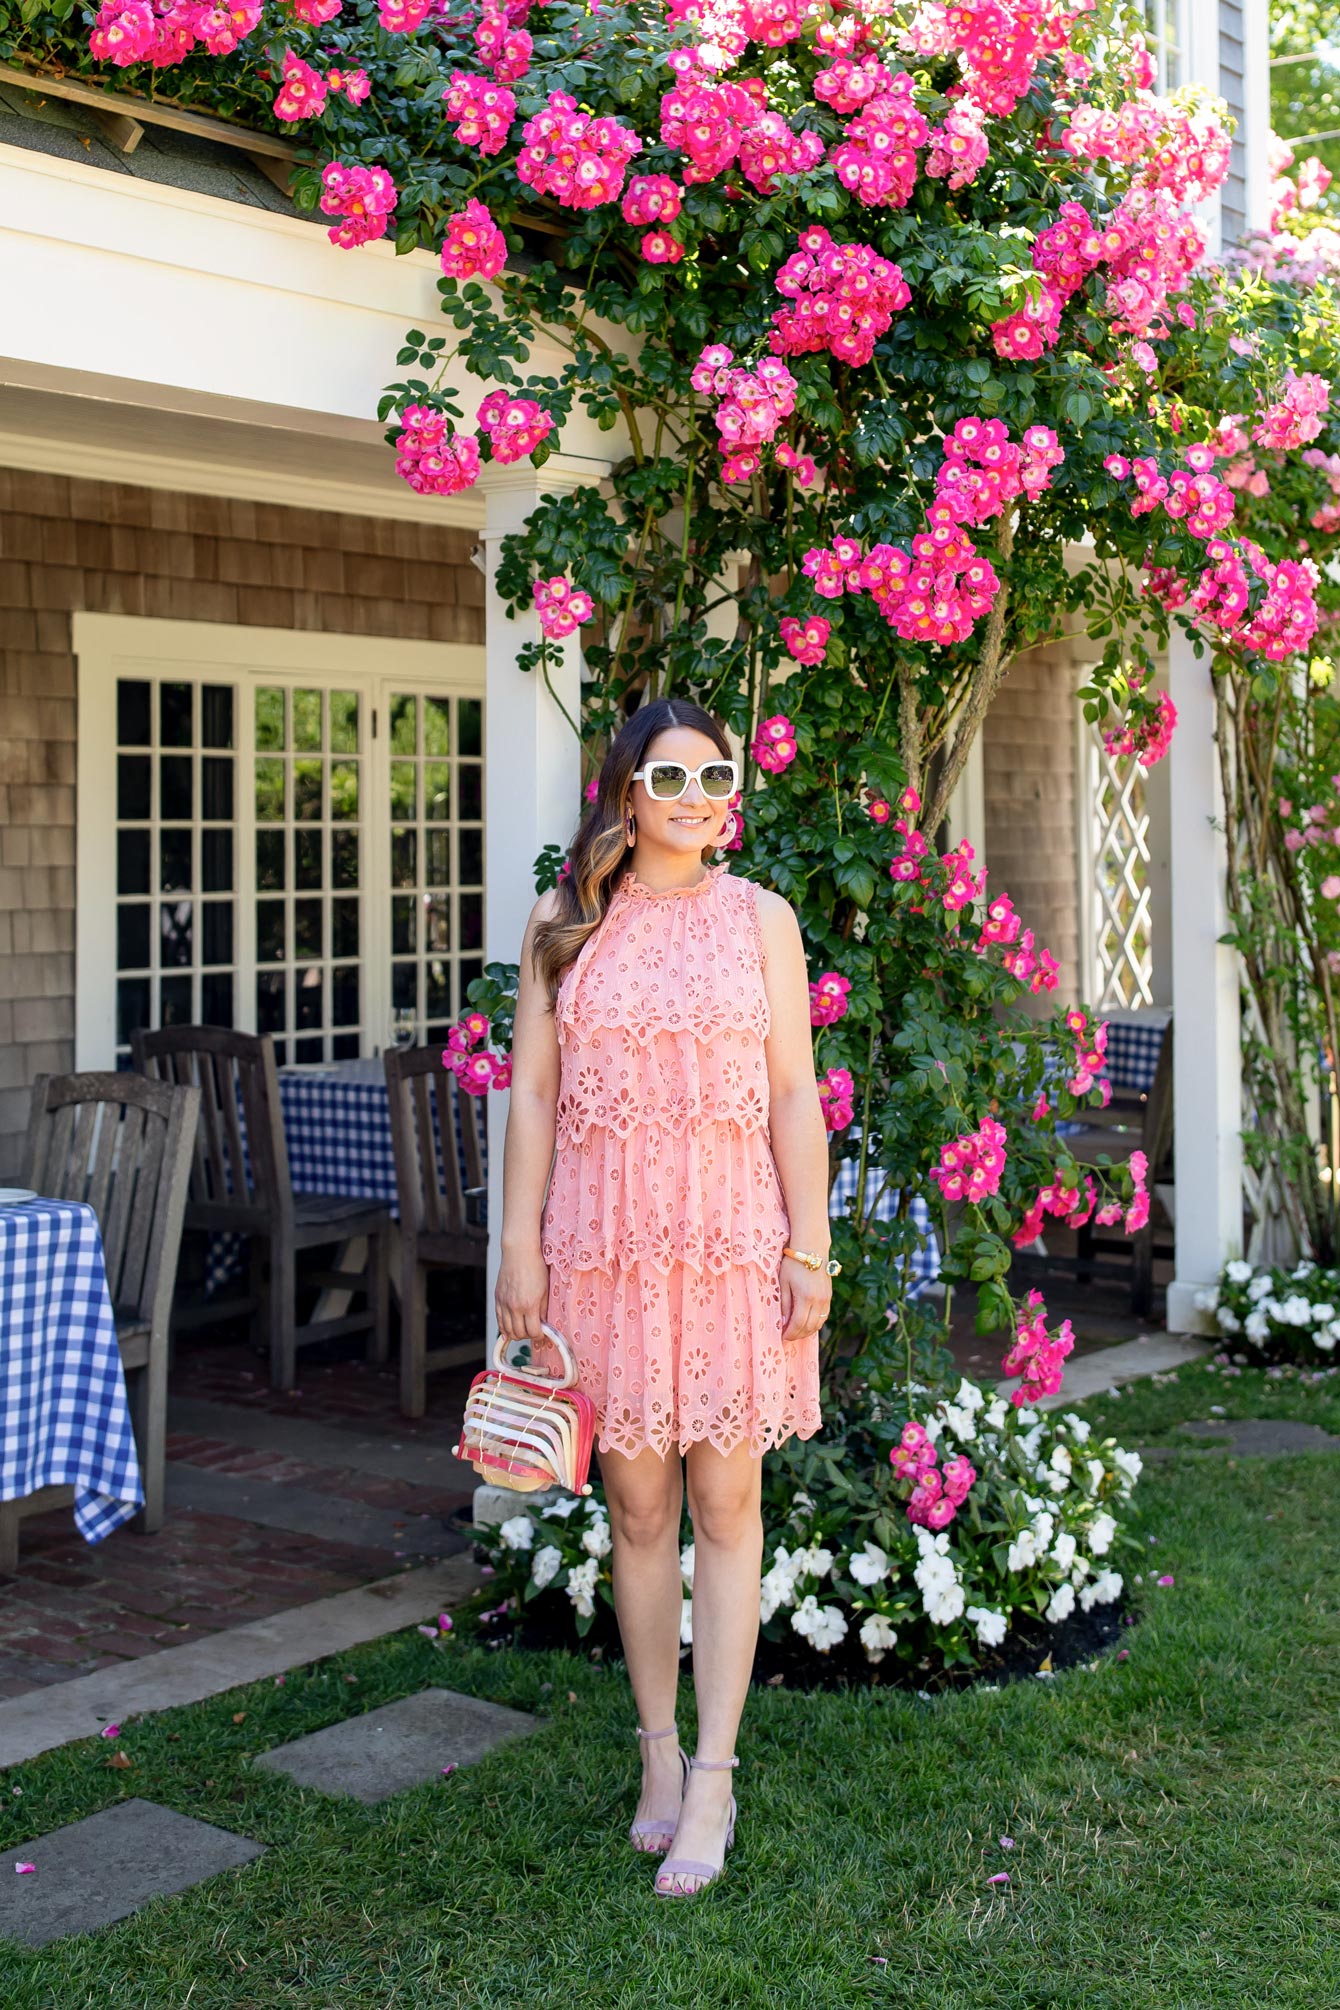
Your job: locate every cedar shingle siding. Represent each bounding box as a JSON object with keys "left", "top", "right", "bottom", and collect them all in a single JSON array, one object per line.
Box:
[
  {"left": 1219, "top": 0, "right": 1247, "bottom": 245},
  {"left": 0, "top": 468, "right": 483, "bottom": 1178},
  {"left": 983, "top": 643, "right": 1082, "bottom": 1010}
]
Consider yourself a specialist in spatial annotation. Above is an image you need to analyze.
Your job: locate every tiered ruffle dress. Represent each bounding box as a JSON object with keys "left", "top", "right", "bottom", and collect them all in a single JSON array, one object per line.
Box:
[{"left": 538, "top": 860, "right": 822, "bottom": 1461}]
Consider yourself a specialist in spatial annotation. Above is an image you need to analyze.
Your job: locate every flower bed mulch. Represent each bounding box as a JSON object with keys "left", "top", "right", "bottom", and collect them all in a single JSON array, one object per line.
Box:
[{"left": 463, "top": 1576, "right": 1130, "bottom": 1695}]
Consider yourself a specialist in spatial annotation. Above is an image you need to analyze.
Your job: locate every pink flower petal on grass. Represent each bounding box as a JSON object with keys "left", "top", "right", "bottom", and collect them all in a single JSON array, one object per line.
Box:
[
  {"left": 15, "top": 1862, "right": 35, "bottom": 1875},
  {"left": 437, "top": 1614, "right": 454, "bottom": 1633},
  {"left": 417, "top": 1625, "right": 438, "bottom": 1639},
  {"left": 100, "top": 1724, "right": 120, "bottom": 1739},
  {"left": 987, "top": 1871, "right": 1010, "bottom": 1884},
  {"left": 441, "top": 1763, "right": 458, "bottom": 1778},
  {"left": 999, "top": 1836, "right": 1015, "bottom": 1849},
  {"left": 1156, "top": 1574, "right": 1175, "bottom": 1587}
]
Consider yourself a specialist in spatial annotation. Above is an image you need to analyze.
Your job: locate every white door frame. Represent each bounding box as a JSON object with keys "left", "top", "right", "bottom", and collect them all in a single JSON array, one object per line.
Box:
[{"left": 73, "top": 613, "right": 484, "bottom": 1069}]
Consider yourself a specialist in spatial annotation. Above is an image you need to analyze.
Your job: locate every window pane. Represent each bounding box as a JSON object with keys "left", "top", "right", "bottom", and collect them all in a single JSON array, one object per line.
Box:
[
  {"left": 159, "top": 974, "right": 193, "bottom": 1026},
  {"left": 459, "top": 829, "right": 483, "bottom": 884},
  {"left": 392, "top": 829, "right": 417, "bottom": 888},
  {"left": 460, "top": 891, "right": 483, "bottom": 951},
  {"left": 424, "top": 697, "right": 450, "bottom": 756},
  {"left": 457, "top": 763, "right": 482, "bottom": 821},
  {"left": 392, "top": 961, "right": 417, "bottom": 1011},
  {"left": 332, "top": 897, "right": 360, "bottom": 959},
  {"left": 201, "top": 684, "right": 234, "bottom": 750},
  {"left": 160, "top": 901, "right": 193, "bottom": 968},
  {"left": 426, "top": 959, "right": 450, "bottom": 1019},
  {"left": 296, "top": 967, "right": 324, "bottom": 1030},
  {"left": 458, "top": 956, "right": 483, "bottom": 1003},
  {"left": 294, "top": 898, "right": 323, "bottom": 960},
  {"left": 202, "top": 901, "right": 233, "bottom": 967},
  {"left": 295, "top": 1035, "right": 325, "bottom": 1064},
  {"left": 256, "top": 900, "right": 286, "bottom": 964},
  {"left": 118, "top": 829, "right": 150, "bottom": 896},
  {"left": 202, "top": 828, "right": 233, "bottom": 893},
  {"left": 202, "top": 756, "right": 233, "bottom": 822},
  {"left": 293, "top": 688, "right": 322, "bottom": 752},
  {"left": 295, "top": 829, "right": 323, "bottom": 891},
  {"left": 255, "top": 758, "right": 285, "bottom": 822},
  {"left": 331, "top": 761, "right": 359, "bottom": 821},
  {"left": 424, "top": 893, "right": 450, "bottom": 951},
  {"left": 116, "top": 977, "right": 151, "bottom": 1048},
  {"left": 294, "top": 758, "right": 323, "bottom": 822},
  {"left": 333, "top": 1031, "right": 360, "bottom": 1060},
  {"left": 330, "top": 690, "right": 358, "bottom": 754},
  {"left": 160, "top": 755, "right": 192, "bottom": 822},
  {"left": 160, "top": 683, "right": 192, "bottom": 748},
  {"left": 160, "top": 829, "right": 192, "bottom": 894},
  {"left": 117, "top": 680, "right": 150, "bottom": 747},
  {"left": 256, "top": 830, "right": 285, "bottom": 891},
  {"left": 257, "top": 970, "right": 286, "bottom": 1034},
  {"left": 117, "top": 904, "right": 151, "bottom": 971},
  {"left": 392, "top": 895, "right": 417, "bottom": 956},
  {"left": 426, "top": 830, "right": 449, "bottom": 885},
  {"left": 202, "top": 970, "right": 234, "bottom": 1027},
  {"left": 390, "top": 763, "right": 416, "bottom": 819},
  {"left": 332, "top": 965, "right": 360, "bottom": 1026},
  {"left": 390, "top": 693, "right": 417, "bottom": 754},
  {"left": 424, "top": 763, "right": 450, "bottom": 822},
  {"left": 118, "top": 755, "right": 151, "bottom": 822},
  {"left": 458, "top": 697, "right": 482, "bottom": 757},
  {"left": 256, "top": 687, "right": 285, "bottom": 751},
  {"left": 332, "top": 830, "right": 359, "bottom": 890}
]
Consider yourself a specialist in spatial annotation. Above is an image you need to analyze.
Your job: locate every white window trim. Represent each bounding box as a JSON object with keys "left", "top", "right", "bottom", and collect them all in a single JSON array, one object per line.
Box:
[{"left": 74, "top": 612, "right": 484, "bottom": 1069}]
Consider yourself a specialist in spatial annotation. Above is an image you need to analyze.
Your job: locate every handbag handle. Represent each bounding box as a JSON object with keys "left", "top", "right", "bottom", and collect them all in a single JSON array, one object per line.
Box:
[{"left": 490, "top": 1321, "right": 579, "bottom": 1390}]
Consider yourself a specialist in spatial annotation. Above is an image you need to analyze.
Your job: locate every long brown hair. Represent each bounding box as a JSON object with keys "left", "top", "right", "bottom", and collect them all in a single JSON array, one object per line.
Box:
[{"left": 532, "top": 698, "right": 733, "bottom": 1003}]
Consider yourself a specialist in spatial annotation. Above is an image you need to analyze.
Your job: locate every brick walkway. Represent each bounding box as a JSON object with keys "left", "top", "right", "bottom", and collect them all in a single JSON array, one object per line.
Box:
[{"left": 0, "top": 1340, "right": 478, "bottom": 1701}]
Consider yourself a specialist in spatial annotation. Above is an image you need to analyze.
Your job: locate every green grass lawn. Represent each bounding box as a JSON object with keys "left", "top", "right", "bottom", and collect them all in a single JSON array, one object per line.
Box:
[
  {"left": 1075, "top": 1355, "right": 1340, "bottom": 1444},
  {"left": 5, "top": 1379, "right": 1340, "bottom": 2010}
]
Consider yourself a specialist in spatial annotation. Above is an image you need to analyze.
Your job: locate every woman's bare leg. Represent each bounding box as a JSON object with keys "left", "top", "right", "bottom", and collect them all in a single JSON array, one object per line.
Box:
[
  {"left": 656, "top": 1439, "right": 763, "bottom": 1893},
  {"left": 598, "top": 1443, "right": 686, "bottom": 1844}
]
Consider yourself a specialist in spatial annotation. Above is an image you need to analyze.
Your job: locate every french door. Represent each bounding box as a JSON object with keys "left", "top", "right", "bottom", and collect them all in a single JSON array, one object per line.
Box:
[{"left": 74, "top": 617, "right": 485, "bottom": 1069}]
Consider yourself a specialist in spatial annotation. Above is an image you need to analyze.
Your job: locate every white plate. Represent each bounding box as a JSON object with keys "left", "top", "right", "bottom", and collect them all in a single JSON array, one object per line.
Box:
[{"left": 0, "top": 1189, "right": 36, "bottom": 1206}]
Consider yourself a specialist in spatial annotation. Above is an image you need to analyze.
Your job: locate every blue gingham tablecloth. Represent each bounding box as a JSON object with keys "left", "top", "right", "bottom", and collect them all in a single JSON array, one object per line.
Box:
[
  {"left": 829, "top": 1154, "right": 941, "bottom": 1293},
  {"left": 0, "top": 1199, "right": 143, "bottom": 1543},
  {"left": 205, "top": 1059, "right": 486, "bottom": 1296},
  {"left": 1102, "top": 1009, "right": 1170, "bottom": 1097}
]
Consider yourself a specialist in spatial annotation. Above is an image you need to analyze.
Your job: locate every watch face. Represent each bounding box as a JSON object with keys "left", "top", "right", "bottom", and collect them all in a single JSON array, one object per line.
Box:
[{"left": 826, "top": 1258, "right": 842, "bottom": 1276}]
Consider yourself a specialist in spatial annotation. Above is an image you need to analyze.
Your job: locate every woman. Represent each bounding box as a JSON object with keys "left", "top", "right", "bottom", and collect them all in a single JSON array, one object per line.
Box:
[{"left": 494, "top": 697, "right": 834, "bottom": 1898}]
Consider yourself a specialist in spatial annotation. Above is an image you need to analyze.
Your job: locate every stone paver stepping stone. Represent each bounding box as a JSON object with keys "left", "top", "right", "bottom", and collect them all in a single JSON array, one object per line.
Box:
[
  {"left": 0, "top": 1798, "right": 264, "bottom": 1949},
  {"left": 1178, "top": 1417, "right": 1340, "bottom": 1456},
  {"left": 254, "top": 1686, "right": 538, "bottom": 1805}
]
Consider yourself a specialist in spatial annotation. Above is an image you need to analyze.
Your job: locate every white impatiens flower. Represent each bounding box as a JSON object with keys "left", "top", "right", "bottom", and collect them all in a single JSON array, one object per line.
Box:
[
  {"left": 847, "top": 1541, "right": 891, "bottom": 1587},
  {"left": 1218, "top": 1308, "right": 1242, "bottom": 1335},
  {"left": 497, "top": 1514, "right": 534, "bottom": 1551},
  {"left": 940, "top": 1403, "right": 977, "bottom": 1444},
  {"left": 1112, "top": 1449, "right": 1143, "bottom": 1486},
  {"left": 1319, "top": 1326, "right": 1339, "bottom": 1353},
  {"left": 1086, "top": 1457, "right": 1107, "bottom": 1491},
  {"left": 760, "top": 1545, "right": 803, "bottom": 1621},
  {"left": 1247, "top": 1273, "right": 1273, "bottom": 1302},
  {"left": 953, "top": 1375, "right": 986, "bottom": 1413},
  {"left": 1050, "top": 1445, "right": 1073, "bottom": 1478},
  {"left": 546, "top": 1493, "right": 584, "bottom": 1520},
  {"left": 922, "top": 1414, "right": 945, "bottom": 1445},
  {"left": 1031, "top": 1508, "right": 1057, "bottom": 1549},
  {"left": 581, "top": 1514, "right": 612, "bottom": 1560},
  {"left": 1016, "top": 1424, "right": 1044, "bottom": 1465},
  {"left": 985, "top": 1399, "right": 1010, "bottom": 1436},
  {"left": 1279, "top": 1294, "right": 1313, "bottom": 1327},
  {"left": 1063, "top": 1413, "right": 1092, "bottom": 1445},
  {"left": 1194, "top": 1286, "right": 1220, "bottom": 1314},
  {"left": 1069, "top": 1552, "right": 1092, "bottom": 1585},
  {"left": 1079, "top": 1568, "right": 1123, "bottom": 1611},
  {"left": 1051, "top": 1530, "right": 1077, "bottom": 1574},
  {"left": 791, "top": 1594, "right": 849, "bottom": 1652},
  {"left": 1088, "top": 1511, "right": 1117, "bottom": 1557},
  {"left": 1045, "top": 1581, "right": 1076, "bottom": 1624},
  {"left": 913, "top": 1529, "right": 965, "bottom": 1627},
  {"left": 1225, "top": 1258, "right": 1253, "bottom": 1285},
  {"left": 565, "top": 1556, "right": 600, "bottom": 1618},
  {"left": 1007, "top": 1529, "right": 1040, "bottom": 1572},
  {"left": 792, "top": 1543, "right": 835, "bottom": 1581},
  {"left": 531, "top": 1544, "right": 563, "bottom": 1590},
  {"left": 1312, "top": 1302, "right": 1336, "bottom": 1324},
  {"left": 679, "top": 1596, "right": 693, "bottom": 1646},
  {"left": 680, "top": 1542, "right": 696, "bottom": 1589},
  {"left": 966, "top": 1605, "right": 1008, "bottom": 1648},
  {"left": 859, "top": 1612, "right": 898, "bottom": 1663}
]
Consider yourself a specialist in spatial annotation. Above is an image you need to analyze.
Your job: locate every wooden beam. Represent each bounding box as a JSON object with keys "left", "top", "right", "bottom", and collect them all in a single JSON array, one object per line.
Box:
[
  {"left": 0, "top": 63, "right": 295, "bottom": 160},
  {"left": 86, "top": 105, "right": 145, "bottom": 155},
  {"left": 245, "top": 150, "right": 295, "bottom": 198}
]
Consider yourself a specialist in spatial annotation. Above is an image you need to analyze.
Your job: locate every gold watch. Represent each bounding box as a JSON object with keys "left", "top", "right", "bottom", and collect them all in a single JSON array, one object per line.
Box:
[{"left": 783, "top": 1245, "right": 842, "bottom": 1276}]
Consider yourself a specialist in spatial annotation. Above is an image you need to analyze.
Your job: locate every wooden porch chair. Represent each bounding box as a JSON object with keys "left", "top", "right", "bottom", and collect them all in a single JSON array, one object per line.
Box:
[
  {"left": 132, "top": 1026, "right": 390, "bottom": 1391},
  {"left": 0, "top": 1070, "right": 199, "bottom": 1567},
  {"left": 1068, "top": 1019, "right": 1175, "bottom": 1316},
  {"left": 383, "top": 1046, "right": 488, "bottom": 1418}
]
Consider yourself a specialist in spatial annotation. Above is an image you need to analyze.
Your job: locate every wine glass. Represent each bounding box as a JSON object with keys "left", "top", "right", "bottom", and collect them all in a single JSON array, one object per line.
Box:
[{"left": 389, "top": 1007, "right": 417, "bottom": 1053}]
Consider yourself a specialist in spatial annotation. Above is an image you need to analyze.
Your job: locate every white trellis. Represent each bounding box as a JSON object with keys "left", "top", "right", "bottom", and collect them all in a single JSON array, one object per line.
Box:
[{"left": 1088, "top": 723, "right": 1155, "bottom": 1010}]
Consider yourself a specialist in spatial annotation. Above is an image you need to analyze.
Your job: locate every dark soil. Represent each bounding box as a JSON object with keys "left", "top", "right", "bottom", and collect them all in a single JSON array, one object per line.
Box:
[{"left": 467, "top": 1564, "right": 1131, "bottom": 1695}]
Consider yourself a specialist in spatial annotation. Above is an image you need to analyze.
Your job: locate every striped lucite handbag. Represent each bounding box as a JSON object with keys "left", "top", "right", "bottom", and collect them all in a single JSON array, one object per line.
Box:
[{"left": 455, "top": 1324, "right": 596, "bottom": 1496}]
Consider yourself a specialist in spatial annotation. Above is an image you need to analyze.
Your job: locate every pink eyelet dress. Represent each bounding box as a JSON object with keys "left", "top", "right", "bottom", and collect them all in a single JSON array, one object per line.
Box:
[{"left": 537, "top": 859, "right": 823, "bottom": 1462}]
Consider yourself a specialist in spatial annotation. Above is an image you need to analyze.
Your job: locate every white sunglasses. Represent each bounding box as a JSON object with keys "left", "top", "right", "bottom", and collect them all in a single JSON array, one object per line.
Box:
[{"left": 630, "top": 758, "right": 739, "bottom": 802}]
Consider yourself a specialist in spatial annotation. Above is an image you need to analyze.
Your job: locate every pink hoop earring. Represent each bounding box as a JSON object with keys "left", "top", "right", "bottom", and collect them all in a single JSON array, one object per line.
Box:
[
  {"left": 624, "top": 809, "right": 636, "bottom": 847},
  {"left": 717, "top": 812, "right": 738, "bottom": 851}
]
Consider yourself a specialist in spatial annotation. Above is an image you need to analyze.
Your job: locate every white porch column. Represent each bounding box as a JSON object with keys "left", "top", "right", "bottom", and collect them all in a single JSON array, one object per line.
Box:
[
  {"left": 481, "top": 458, "right": 610, "bottom": 1336},
  {"left": 1165, "top": 627, "right": 1243, "bottom": 1331}
]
